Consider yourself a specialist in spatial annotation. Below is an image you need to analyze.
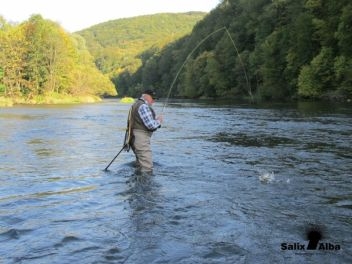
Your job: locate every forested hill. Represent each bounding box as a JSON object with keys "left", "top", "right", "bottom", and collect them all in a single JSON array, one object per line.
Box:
[
  {"left": 76, "top": 12, "right": 206, "bottom": 77},
  {"left": 0, "top": 15, "right": 116, "bottom": 105},
  {"left": 0, "top": 12, "right": 205, "bottom": 105},
  {"left": 120, "top": 0, "right": 352, "bottom": 101}
]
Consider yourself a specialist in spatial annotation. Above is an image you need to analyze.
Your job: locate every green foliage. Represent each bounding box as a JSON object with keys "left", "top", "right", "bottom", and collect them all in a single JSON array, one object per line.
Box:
[
  {"left": 76, "top": 12, "right": 206, "bottom": 82},
  {"left": 0, "top": 19, "right": 28, "bottom": 97},
  {"left": 335, "top": 4, "right": 352, "bottom": 57},
  {"left": 298, "top": 47, "right": 335, "bottom": 98},
  {"left": 4, "top": 1, "right": 350, "bottom": 103},
  {"left": 298, "top": 65, "right": 318, "bottom": 97},
  {"left": 285, "top": 12, "right": 316, "bottom": 90},
  {"left": 0, "top": 67, "right": 5, "bottom": 95},
  {"left": 334, "top": 55, "right": 352, "bottom": 97},
  {"left": 108, "top": 0, "right": 351, "bottom": 101},
  {"left": 0, "top": 15, "right": 116, "bottom": 103}
]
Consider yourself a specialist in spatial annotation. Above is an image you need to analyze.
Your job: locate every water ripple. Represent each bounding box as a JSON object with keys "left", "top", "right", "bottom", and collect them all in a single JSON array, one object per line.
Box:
[{"left": 1, "top": 100, "right": 351, "bottom": 263}]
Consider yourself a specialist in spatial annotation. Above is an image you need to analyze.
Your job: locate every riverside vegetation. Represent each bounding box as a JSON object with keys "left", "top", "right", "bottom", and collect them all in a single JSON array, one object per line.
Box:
[
  {"left": 0, "top": 13, "right": 205, "bottom": 106},
  {"left": 1, "top": 0, "right": 351, "bottom": 106},
  {"left": 112, "top": 0, "right": 352, "bottom": 102},
  {"left": 0, "top": 15, "right": 116, "bottom": 106}
]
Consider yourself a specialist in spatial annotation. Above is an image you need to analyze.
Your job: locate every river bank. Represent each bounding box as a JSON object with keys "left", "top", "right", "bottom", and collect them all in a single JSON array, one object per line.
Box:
[{"left": 0, "top": 94, "right": 102, "bottom": 107}]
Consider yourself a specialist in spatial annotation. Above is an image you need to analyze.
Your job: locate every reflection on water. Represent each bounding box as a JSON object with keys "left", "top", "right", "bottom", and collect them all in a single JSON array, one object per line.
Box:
[{"left": 0, "top": 100, "right": 352, "bottom": 263}]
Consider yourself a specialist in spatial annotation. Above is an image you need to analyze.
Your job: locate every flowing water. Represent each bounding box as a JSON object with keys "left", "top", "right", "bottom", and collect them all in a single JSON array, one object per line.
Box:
[{"left": 0, "top": 99, "right": 351, "bottom": 264}]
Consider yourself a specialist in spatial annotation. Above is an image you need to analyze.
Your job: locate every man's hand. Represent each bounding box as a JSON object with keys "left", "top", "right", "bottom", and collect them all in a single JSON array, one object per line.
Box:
[{"left": 156, "top": 115, "right": 163, "bottom": 123}]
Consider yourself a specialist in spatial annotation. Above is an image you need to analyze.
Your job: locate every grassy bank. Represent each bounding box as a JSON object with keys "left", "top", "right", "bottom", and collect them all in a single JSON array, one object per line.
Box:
[
  {"left": 0, "top": 94, "right": 102, "bottom": 107},
  {"left": 0, "top": 97, "right": 14, "bottom": 107},
  {"left": 120, "top": 97, "right": 135, "bottom": 103}
]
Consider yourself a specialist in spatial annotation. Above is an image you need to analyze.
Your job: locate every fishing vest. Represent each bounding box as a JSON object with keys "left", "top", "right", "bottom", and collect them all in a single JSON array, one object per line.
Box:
[{"left": 130, "top": 98, "right": 157, "bottom": 132}]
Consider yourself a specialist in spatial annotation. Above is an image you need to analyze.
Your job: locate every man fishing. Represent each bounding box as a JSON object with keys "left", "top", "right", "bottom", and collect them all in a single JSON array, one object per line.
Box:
[{"left": 125, "top": 90, "right": 163, "bottom": 173}]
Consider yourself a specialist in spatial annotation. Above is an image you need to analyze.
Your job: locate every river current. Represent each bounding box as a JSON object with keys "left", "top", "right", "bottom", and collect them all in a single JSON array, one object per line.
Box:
[{"left": 0, "top": 99, "right": 351, "bottom": 263}]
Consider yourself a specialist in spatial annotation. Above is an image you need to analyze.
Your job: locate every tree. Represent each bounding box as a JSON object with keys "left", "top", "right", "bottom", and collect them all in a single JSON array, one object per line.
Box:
[
  {"left": 7, "top": 0, "right": 345, "bottom": 102},
  {"left": 285, "top": 12, "right": 316, "bottom": 93},
  {"left": 0, "top": 15, "right": 116, "bottom": 101},
  {"left": 334, "top": 56, "right": 352, "bottom": 97},
  {"left": 336, "top": 4, "right": 352, "bottom": 57},
  {"left": 0, "top": 21, "right": 29, "bottom": 97},
  {"left": 298, "top": 47, "right": 335, "bottom": 98},
  {"left": 70, "top": 34, "right": 116, "bottom": 96}
]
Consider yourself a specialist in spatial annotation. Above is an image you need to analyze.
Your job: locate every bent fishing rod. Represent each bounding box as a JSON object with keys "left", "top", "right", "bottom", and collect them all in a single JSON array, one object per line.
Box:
[
  {"left": 105, "top": 27, "right": 251, "bottom": 170},
  {"left": 161, "top": 27, "right": 226, "bottom": 113},
  {"left": 161, "top": 26, "right": 252, "bottom": 113}
]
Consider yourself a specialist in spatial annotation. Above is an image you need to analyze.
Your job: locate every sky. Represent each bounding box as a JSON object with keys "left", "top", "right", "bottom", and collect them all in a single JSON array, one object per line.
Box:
[{"left": 1, "top": 0, "right": 221, "bottom": 32}]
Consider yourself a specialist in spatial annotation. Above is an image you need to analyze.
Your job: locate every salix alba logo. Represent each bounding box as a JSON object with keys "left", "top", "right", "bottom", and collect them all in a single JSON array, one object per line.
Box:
[{"left": 281, "top": 226, "right": 341, "bottom": 252}]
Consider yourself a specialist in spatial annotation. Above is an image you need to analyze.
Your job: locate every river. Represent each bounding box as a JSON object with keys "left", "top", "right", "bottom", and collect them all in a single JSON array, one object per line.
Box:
[{"left": 0, "top": 99, "right": 351, "bottom": 263}]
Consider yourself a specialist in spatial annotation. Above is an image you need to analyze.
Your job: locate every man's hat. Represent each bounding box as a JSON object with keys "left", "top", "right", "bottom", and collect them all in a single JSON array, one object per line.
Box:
[{"left": 143, "top": 89, "right": 158, "bottom": 99}]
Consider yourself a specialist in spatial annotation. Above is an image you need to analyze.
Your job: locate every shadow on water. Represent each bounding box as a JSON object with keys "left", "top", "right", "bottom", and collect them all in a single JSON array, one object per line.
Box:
[{"left": 211, "top": 132, "right": 298, "bottom": 147}]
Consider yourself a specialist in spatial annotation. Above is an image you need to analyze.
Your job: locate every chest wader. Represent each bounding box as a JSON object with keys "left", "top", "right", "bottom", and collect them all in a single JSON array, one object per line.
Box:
[
  {"left": 104, "top": 100, "right": 155, "bottom": 172},
  {"left": 128, "top": 99, "right": 156, "bottom": 172}
]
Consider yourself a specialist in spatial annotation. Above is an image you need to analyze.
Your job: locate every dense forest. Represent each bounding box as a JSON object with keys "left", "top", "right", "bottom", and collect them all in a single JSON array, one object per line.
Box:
[
  {"left": 1, "top": 0, "right": 351, "bottom": 105},
  {"left": 0, "top": 13, "right": 205, "bottom": 105},
  {"left": 77, "top": 12, "right": 207, "bottom": 96},
  {"left": 115, "top": 0, "right": 352, "bottom": 101},
  {"left": 0, "top": 15, "right": 116, "bottom": 104}
]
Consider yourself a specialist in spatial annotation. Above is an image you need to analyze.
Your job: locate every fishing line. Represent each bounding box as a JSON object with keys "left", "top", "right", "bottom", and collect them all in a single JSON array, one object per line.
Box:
[
  {"left": 104, "top": 27, "right": 251, "bottom": 170},
  {"left": 161, "top": 26, "right": 252, "bottom": 113},
  {"left": 224, "top": 27, "right": 252, "bottom": 100}
]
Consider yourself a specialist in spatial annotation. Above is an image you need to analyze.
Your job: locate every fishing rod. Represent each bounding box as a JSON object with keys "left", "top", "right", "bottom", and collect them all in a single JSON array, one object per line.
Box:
[
  {"left": 104, "top": 143, "right": 127, "bottom": 171},
  {"left": 224, "top": 27, "right": 252, "bottom": 100},
  {"left": 105, "top": 27, "right": 251, "bottom": 170},
  {"left": 104, "top": 108, "right": 133, "bottom": 171},
  {"left": 161, "top": 26, "right": 252, "bottom": 113}
]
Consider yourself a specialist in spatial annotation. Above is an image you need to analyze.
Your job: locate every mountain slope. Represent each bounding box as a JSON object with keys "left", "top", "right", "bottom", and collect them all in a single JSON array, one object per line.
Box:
[
  {"left": 125, "top": 0, "right": 352, "bottom": 101},
  {"left": 76, "top": 12, "right": 206, "bottom": 76}
]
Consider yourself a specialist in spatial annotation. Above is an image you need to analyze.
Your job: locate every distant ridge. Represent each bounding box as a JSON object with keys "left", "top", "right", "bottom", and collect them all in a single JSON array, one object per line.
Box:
[{"left": 76, "top": 12, "right": 206, "bottom": 75}]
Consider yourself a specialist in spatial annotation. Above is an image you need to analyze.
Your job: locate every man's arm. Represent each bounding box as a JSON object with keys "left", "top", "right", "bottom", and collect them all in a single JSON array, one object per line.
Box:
[{"left": 138, "top": 104, "right": 161, "bottom": 130}]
